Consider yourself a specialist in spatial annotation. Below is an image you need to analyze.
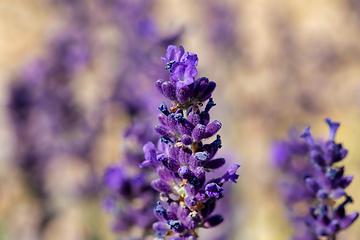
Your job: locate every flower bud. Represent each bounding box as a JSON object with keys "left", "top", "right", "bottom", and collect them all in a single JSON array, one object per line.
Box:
[
  {"left": 203, "top": 215, "right": 224, "bottom": 228},
  {"left": 151, "top": 179, "right": 173, "bottom": 194}
]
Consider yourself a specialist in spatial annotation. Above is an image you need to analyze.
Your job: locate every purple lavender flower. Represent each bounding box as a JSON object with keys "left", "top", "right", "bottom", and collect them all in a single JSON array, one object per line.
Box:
[
  {"left": 141, "top": 45, "right": 240, "bottom": 239},
  {"left": 270, "top": 129, "right": 318, "bottom": 239},
  {"left": 272, "top": 120, "right": 358, "bottom": 240},
  {"left": 161, "top": 45, "right": 185, "bottom": 64},
  {"left": 103, "top": 165, "right": 157, "bottom": 235},
  {"left": 300, "top": 119, "right": 358, "bottom": 238},
  {"left": 103, "top": 120, "right": 159, "bottom": 239},
  {"left": 170, "top": 63, "right": 198, "bottom": 89}
]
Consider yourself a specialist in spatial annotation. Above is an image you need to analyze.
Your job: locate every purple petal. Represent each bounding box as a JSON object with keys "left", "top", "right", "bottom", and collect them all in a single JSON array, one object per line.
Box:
[
  {"left": 153, "top": 221, "right": 169, "bottom": 232},
  {"left": 192, "top": 124, "right": 206, "bottom": 142},
  {"left": 330, "top": 188, "right": 345, "bottom": 199},
  {"left": 325, "top": 118, "right": 340, "bottom": 140},
  {"left": 151, "top": 179, "right": 173, "bottom": 194},
  {"left": 203, "top": 120, "right": 222, "bottom": 138},
  {"left": 300, "top": 127, "right": 314, "bottom": 146},
  {"left": 165, "top": 45, "right": 180, "bottom": 62},
  {"left": 339, "top": 212, "right": 359, "bottom": 229},
  {"left": 205, "top": 183, "right": 223, "bottom": 198}
]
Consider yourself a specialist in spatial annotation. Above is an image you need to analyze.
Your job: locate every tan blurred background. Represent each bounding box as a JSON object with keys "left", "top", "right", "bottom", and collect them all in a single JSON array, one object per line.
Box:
[{"left": 1, "top": 0, "right": 360, "bottom": 240}]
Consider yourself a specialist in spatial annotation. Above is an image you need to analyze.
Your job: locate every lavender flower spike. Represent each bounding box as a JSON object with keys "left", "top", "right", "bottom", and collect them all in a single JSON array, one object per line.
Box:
[
  {"left": 141, "top": 45, "right": 240, "bottom": 239},
  {"left": 271, "top": 129, "right": 317, "bottom": 240},
  {"left": 301, "top": 119, "right": 358, "bottom": 239}
]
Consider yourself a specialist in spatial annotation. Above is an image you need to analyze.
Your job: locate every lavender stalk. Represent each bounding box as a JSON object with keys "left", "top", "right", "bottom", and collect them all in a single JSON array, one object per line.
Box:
[
  {"left": 270, "top": 129, "right": 318, "bottom": 240},
  {"left": 272, "top": 120, "right": 358, "bottom": 239},
  {"left": 300, "top": 119, "right": 358, "bottom": 239},
  {"left": 103, "top": 120, "right": 159, "bottom": 239},
  {"left": 140, "top": 45, "right": 240, "bottom": 239}
]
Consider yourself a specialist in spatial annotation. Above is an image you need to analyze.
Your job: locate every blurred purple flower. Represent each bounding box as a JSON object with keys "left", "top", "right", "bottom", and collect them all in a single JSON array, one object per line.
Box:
[
  {"left": 270, "top": 129, "right": 317, "bottom": 239},
  {"left": 300, "top": 119, "right": 358, "bottom": 238},
  {"left": 103, "top": 120, "right": 159, "bottom": 239},
  {"left": 272, "top": 120, "right": 358, "bottom": 239}
]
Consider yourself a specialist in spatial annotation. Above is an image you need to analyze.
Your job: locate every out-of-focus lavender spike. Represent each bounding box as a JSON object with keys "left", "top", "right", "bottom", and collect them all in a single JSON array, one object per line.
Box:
[
  {"left": 270, "top": 129, "right": 318, "bottom": 239},
  {"left": 301, "top": 120, "right": 358, "bottom": 238},
  {"left": 103, "top": 119, "right": 159, "bottom": 239},
  {"left": 272, "top": 121, "right": 358, "bottom": 239}
]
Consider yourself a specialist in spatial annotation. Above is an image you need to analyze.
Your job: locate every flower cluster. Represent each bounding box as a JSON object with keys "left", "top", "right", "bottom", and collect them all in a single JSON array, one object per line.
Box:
[
  {"left": 141, "top": 45, "right": 240, "bottom": 239},
  {"left": 300, "top": 119, "right": 358, "bottom": 238},
  {"left": 103, "top": 120, "right": 159, "bottom": 239},
  {"left": 271, "top": 130, "right": 318, "bottom": 240},
  {"left": 103, "top": 165, "right": 156, "bottom": 233}
]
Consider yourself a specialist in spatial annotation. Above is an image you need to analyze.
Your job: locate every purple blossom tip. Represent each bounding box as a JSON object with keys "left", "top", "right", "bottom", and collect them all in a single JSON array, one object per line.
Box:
[
  {"left": 204, "top": 120, "right": 222, "bottom": 138},
  {"left": 140, "top": 141, "right": 158, "bottom": 168},
  {"left": 170, "top": 63, "right": 197, "bottom": 88},
  {"left": 330, "top": 188, "right": 346, "bottom": 199},
  {"left": 340, "top": 212, "right": 359, "bottom": 229},
  {"left": 325, "top": 118, "right": 340, "bottom": 140},
  {"left": 220, "top": 164, "right": 240, "bottom": 184},
  {"left": 180, "top": 52, "right": 199, "bottom": 67},
  {"left": 300, "top": 127, "right": 314, "bottom": 145},
  {"left": 163, "top": 45, "right": 184, "bottom": 64},
  {"left": 228, "top": 164, "right": 240, "bottom": 175},
  {"left": 205, "top": 183, "right": 223, "bottom": 198}
]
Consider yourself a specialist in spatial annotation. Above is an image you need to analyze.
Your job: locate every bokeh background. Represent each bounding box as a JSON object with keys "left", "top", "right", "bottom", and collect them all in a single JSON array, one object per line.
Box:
[{"left": 1, "top": 0, "right": 360, "bottom": 239}]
